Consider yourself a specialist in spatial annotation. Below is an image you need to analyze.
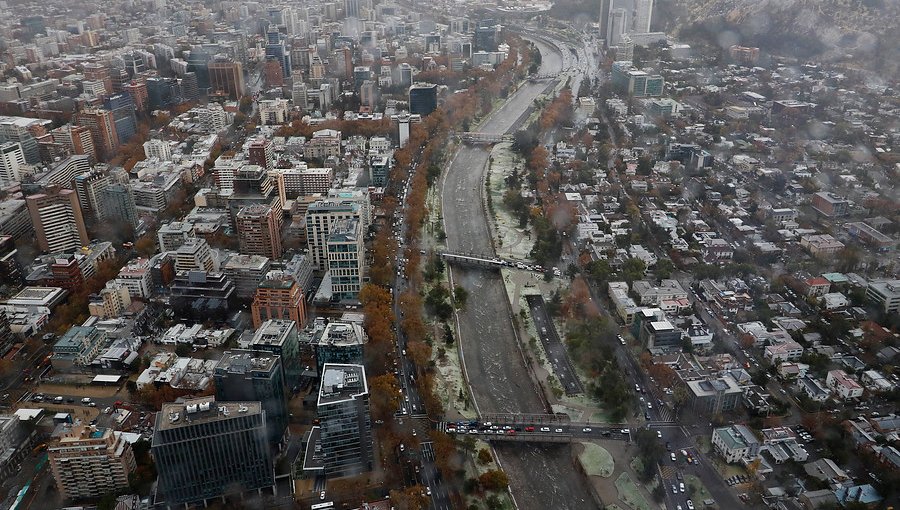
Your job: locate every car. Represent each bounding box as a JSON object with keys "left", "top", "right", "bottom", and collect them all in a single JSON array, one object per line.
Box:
[
  {"left": 104, "top": 406, "right": 112, "bottom": 414},
  {"left": 666, "top": 442, "right": 672, "bottom": 451},
  {"left": 554, "top": 428, "right": 563, "bottom": 433},
  {"left": 426, "top": 487, "right": 432, "bottom": 496},
  {"left": 656, "top": 431, "right": 663, "bottom": 439},
  {"left": 621, "top": 428, "right": 630, "bottom": 434},
  {"left": 672, "top": 484, "right": 678, "bottom": 494},
  {"left": 412, "top": 429, "right": 416, "bottom": 437},
  {"left": 320, "top": 491, "right": 326, "bottom": 500},
  {"left": 680, "top": 449, "right": 688, "bottom": 457},
  {"left": 87, "top": 402, "right": 96, "bottom": 407},
  {"left": 647, "top": 402, "right": 653, "bottom": 409},
  {"left": 506, "top": 430, "right": 516, "bottom": 435},
  {"left": 525, "top": 426, "right": 535, "bottom": 432},
  {"left": 670, "top": 453, "right": 677, "bottom": 462},
  {"left": 644, "top": 411, "right": 650, "bottom": 420},
  {"left": 582, "top": 427, "right": 592, "bottom": 433},
  {"left": 686, "top": 500, "right": 694, "bottom": 510},
  {"left": 679, "top": 482, "right": 685, "bottom": 493},
  {"left": 53, "top": 396, "right": 64, "bottom": 403},
  {"left": 399, "top": 443, "right": 405, "bottom": 452},
  {"left": 676, "top": 471, "right": 683, "bottom": 481},
  {"left": 540, "top": 427, "right": 550, "bottom": 432}
]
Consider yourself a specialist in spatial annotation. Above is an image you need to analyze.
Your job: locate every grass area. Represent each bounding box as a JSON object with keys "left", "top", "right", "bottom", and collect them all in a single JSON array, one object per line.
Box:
[
  {"left": 578, "top": 442, "right": 615, "bottom": 478},
  {"left": 684, "top": 474, "right": 713, "bottom": 503},
  {"left": 614, "top": 472, "right": 653, "bottom": 510},
  {"left": 695, "top": 435, "right": 712, "bottom": 455}
]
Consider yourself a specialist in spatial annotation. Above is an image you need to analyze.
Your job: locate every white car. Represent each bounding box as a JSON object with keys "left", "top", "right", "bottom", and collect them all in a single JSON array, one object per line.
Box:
[
  {"left": 686, "top": 500, "right": 694, "bottom": 510},
  {"left": 670, "top": 453, "right": 677, "bottom": 462},
  {"left": 540, "top": 427, "right": 550, "bottom": 432},
  {"left": 582, "top": 427, "right": 592, "bottom": 433},
  {"left": 656, "top": 430, "right": 662, "bottom": 439}
]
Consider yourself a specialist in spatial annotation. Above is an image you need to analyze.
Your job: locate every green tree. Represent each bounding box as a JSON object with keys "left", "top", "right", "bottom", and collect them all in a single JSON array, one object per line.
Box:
[
  {"left": 622, "top": 257, "right": 647, "bottom": 283},
  {"left": 655, "top": 258, "right": 675, "bottom": 279},
  {"left": 477, "top": 448, "right": 493, "bottom": 464}
]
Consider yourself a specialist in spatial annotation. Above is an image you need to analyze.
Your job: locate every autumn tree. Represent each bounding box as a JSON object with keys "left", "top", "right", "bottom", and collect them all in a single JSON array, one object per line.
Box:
[
  {"left": 478, "top": 469, "right": 509, "bottom": 492},
  {"left": 369, "top": 374, "right": 401, "bottom": 421},
  {"left": 388, "top": 486, "right": 429, "bottom": 510}
]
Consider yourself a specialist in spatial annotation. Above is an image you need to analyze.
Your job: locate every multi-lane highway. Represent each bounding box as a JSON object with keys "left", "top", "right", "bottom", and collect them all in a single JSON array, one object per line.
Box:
[
  {"left": 440, "top": 35, "right": 598, "bottom": 510},
  {"left": 525, "top": 294, "right": 584, "bottom": 395}
]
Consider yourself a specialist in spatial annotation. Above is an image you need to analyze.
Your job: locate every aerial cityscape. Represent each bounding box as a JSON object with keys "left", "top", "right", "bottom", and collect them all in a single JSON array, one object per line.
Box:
[{"left": 0, "top": 0, "right": 896, "bottom": 509}]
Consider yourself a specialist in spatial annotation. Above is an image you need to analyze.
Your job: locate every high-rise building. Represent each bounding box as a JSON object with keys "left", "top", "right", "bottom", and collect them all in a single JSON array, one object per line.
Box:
[
  {"left": 311, "top": 321, "right": 366, "bottom": 373},
  {"left": 174, "top": 237, "right": 215, "bottom": 272},
  {"left": 103, "top": 94, "right": 138, "bottom": 144},
  {"left": 250, "top": 319, "right": 301, "bottom": 382},
  {"left": 48, "top": 424, "right": 136, "bottom": 500},
  {"left": 317, "top": 363, "right": 372, "bottom": 477},
  {"left": 143, "top": 139, "right": 172, "bottom": 161},
  {"left": 99, "top": 183, "right": 139, "bottom": 230},
  {"left": 598, "top": 0, "right": 612, "bottom": 43},
  {"left": 214, "top": 350, "right": 288, "bottom": 446},
  {"left": 73, "top": 169, "right": 111, "bottom": 221},
  {"left": 0, "top": 115, "right": 50, "bottom": 164},
  {"left": 222, "top": 254, "right": 271, "bottom": 300},
  {"left": 49, "top": 125, "right": 97, "bottom": 164},
  {"left": 360, "top": 80, "right": 377, "bottom": 108},
  {"left": 608, "top": 8, "right": 627, "bottom": 47},
  {"left": 409, "top": 83, "right": 438, "bottom": 116},
  {"left": 305, "top": 200, "right": 361, "bottom": 271},
  {"left": 344, "top": 0, "right": 360, "bottom": 17},
  {"left": 247, "top": 138, "right": 274, "bottom": 170},
  {"left": 75, "top": 108, "right": 120, "bottom": 159},
  {"left": 326, "top": 218, "right": 364, "bottom": 301},
  {"left": 251, "top": 273, "right": 307, "bottom": 329},
  {"left": 236, "top": 204, "right": 283, "bottom": 259},
  {"left": 123, "top": 80, "right": 149, "bottom": 113},
  {"left": 258, "top": 98, "right": 290, "bottom": 126},
  {"left": 633, "top": 0, "right": 653, "bottom": 33},
  {"left": 158, "top": 221, "right": 195, "bottom": 252},
  {"left": 169, "top": 270, "right": 237, "bottom": 320},
  {"left": 25, "top": 185, "right": 90, "bottom": 253},
  {"left": 146, "top": 77, "right": 179, "bottom": 110},
  {"left": 0, "top": 142, "right": 26, "bottom": 186},
  {"left": 208, "top": 59, "right": 245, "bottom": 100},
  {"left": 153, "top": 397, "right": 275, "bottom": 507}
]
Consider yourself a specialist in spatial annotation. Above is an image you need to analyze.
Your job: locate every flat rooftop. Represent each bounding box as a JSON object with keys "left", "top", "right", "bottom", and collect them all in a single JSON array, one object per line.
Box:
[
  {"left": 156, "top": 397, "right": 261, "bottom": 431},
  {"left": 318, "top": 364, "right": 367, "bottom": 406},
  {"left": 215, "top": 350, "right": 279, "bottom": 375}
]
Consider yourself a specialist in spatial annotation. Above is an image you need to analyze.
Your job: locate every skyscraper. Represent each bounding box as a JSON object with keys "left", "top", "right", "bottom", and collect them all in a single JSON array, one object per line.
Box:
[
  {"left": 99, "top": 183, "right": 139, "bottom": 231},
  {"left": 152, "top": 397, "right": 275, "bottom": 507},
  {"left": 409, "top": 83, "right": 438, "bottom": 116},
  {"left": 305, "top": 200, "right": 361, "bottom": 271},
  {"left": 75, "top": 108, "right": 120, "bottom": 159},
  {"left": 633, "top": 0, "right": 653, "bottom": 33},
  {"left": 0, "top": 142, "right": 25, "bottom": 186},
  {"left": 103, "top": 94, "right": 138, "bottom": 144},
  {"left": 250, "top": 319, "right": 301, "bottom": 382},
  {"left": 608, "top": 8, "right": 627, "bottom": 47},
  {"left": 326, "top": 218, "right": 364, "bottom": 301},
  {"left": 73, "top": 169, "right": 111, "bottom": 221},
  {"left": 317, "top": 364, "right": 373, "bottom": 477},
  {"left": 208, "top": 59, "right": 245, "bottom": 100},
  {"left": 49, "top": 125, "right": 97, "bottom": 164},
  {"left": 236, "top": 204, "right": 283, "bottom": 259},
  {"left": 214, "top": 350, "right": 288, "bottom": 446},
  {"left": 25, "top": 185, "right": 90, "bottom": 253}
]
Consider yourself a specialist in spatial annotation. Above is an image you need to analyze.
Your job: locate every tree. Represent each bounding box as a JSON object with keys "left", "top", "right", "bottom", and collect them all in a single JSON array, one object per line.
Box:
[
  {"left": 655, "top": 258, "right": 675, "bottom": 279},
  {"left": 622, "top": 257, "right": 647, "bottom": 283},
  {"left": 478, "top": 469, "right": 509, "bottom": 491},
  {"left": 477, "top": 448, "right": 493, "bottom": 465},
  {"left": 588, "top": 259, "right": 611, "bottom": 282},
  {"left": 388, "top": 486, "right": 429, "bottom": 510},
  {"left": 369, "top": 374, "right": 401, "bottom": 422},
  {"left": 452, "top": 285, "right": 468, "bottom": 309},
  {"left": 174, "top": 343, "right": 191, "bottom": 357}
]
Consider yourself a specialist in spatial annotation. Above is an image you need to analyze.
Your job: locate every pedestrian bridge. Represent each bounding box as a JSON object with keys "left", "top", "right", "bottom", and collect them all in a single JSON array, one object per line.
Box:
[{"left": 453, "top": 132, "right": 513, "bottom": 144}]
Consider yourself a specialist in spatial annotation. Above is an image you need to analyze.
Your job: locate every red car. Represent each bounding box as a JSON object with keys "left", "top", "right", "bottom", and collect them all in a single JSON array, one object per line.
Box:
[{"left": 524, "top": 426, "right": 535, "bottom": 432}]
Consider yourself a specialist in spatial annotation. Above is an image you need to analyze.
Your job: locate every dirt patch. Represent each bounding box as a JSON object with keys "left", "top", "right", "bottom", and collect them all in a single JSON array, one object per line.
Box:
[{"left": 35, "top": 383, "right": 123, "bottom": 399}]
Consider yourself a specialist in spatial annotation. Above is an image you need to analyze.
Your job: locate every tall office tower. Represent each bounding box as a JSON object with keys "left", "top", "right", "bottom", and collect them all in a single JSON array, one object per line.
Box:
[
  {"left": 633, "top": 0, "right": 653, "bottom": 33},
  {"left": 153, "top": 397, "right": 275, "bottom": 507},
  {"left": 146, "top": 77, "right": 179, "bottom": 110},
  {"left": 250, "top": 319, "right": 301, "bottom": 382},
  {"left": 265, "top": 31, "right": 292, "bottom": 78},
  {"left": 75, "top": 108, "right": 120, "bottom": 159},
  {"left": 251, "top": 272, "right": 307, "bottom": 329},
  {"left": 74, "top": 170, "right": 111, "bottom": 221},
  {"left": 179, "top": 72, "right": 200, "bottom": 103},
  {"left": 326, "top": 218, "right": 364, "bottom": 301},
  {"left": 360, "top": 80, "right": 377, "bottom": 108},
  {"left": 608, "top": 8, "right": 628, "bottom": 47},
  {"left": 397, "top": 62, "right": 414, "bottom": 87},
  {"left": 82, "top": 63, "right": 113, "bottom": 95},
  {"left": 309, "top": 55, "right": 326, "bottom": 83},
  {"left": 214, "top": 350, "right": 288, "bottom": 446},
  {"left": 305, "top": 200, "right": 360, "bottom": 271},
  {"left": 123, "top": 81, "right": 148, "bottom": 113},
  {"left": 174, "top": 237, "right": 215, "bottom": 272},
  {"left": 317, "top": 364, "right": 373, "bottom": 477},
  {"left": 292, "top": 81, "right": 309, "bottom": 110},
  {"left": 208, "top": 59, "right": 245, "bottom": 99},
  {"left": 345, "top": 0, "right": 360, "bottom": 17},
  {"left": 408, "top": 83, "right": 438, "bottom": 116},
  {"left": 25, "top": 185, "right": 89, "bottom": 253},
  {"left": 0, "top": 142, "right": 25, "bottom": 186},
  {"left": 0, "top": 116, "right": 50, "bottom": 164},
  {"left": 103, "top": 94, "right": 138, "bottom": 144},
  {"left": 48, "top": 424, "right": 136, "bottom": 500},
  {"left": 397, "top": 113, "right": 411, "bottom": 148},
  {"left": 99, "top": 183, "right": 139, "bottom": 231},
  {"left": 236, "top": 204, "right": 283, "bottom": 259},
  {"left": 50, "top": 125, "right": 97, "bottom": 164},
  {"left": 247, "top": 138, "right": 274, "bottom": 170},
  {"left": 598, "top": 0, "right": 612, "bottom": 43}
]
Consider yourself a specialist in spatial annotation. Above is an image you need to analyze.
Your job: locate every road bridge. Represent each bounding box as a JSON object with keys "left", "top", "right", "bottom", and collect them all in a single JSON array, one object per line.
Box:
[
  {"left": 439, "top": 251, "right": 543, "bottom": 271},
  {"left": 438, "top": 419, "right": 633, "bottom": 444}
]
